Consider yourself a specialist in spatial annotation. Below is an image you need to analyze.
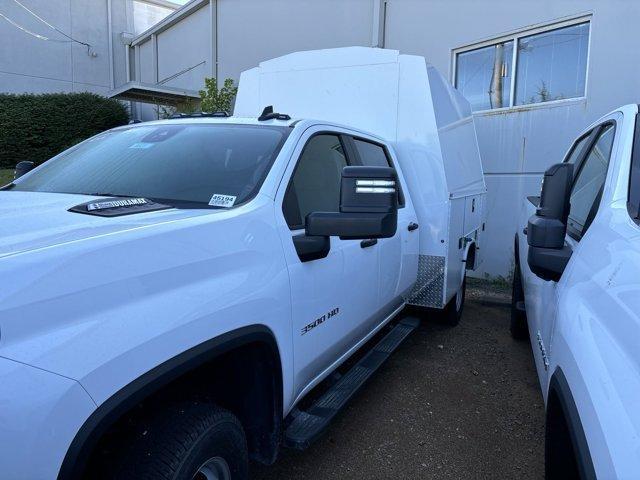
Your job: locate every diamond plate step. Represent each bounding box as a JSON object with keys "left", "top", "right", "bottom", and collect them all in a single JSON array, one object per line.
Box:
[{"left": 284, "top": 316, "right": 419, "bottom": 450}]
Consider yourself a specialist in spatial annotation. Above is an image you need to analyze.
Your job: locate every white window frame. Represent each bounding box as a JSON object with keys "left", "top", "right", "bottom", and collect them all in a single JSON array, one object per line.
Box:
[{"left": 451, "top": 13, "right": 592, "bottom": 114}]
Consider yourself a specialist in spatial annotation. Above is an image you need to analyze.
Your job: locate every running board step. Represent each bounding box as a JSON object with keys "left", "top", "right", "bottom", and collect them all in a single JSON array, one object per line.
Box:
[{"left": 284, "top": 316, "right": 419, "bottom": 450}]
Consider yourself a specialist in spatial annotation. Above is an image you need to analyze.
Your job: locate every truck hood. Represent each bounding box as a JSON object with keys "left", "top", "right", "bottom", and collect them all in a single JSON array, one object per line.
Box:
[{"left": 0, "top": 191, "right": 210, "bottom": 258}]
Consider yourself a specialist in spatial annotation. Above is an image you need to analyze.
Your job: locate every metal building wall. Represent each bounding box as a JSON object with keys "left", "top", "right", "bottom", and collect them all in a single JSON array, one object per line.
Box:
[
  {"left": 130, "top": 0, "right": 377, "bottom": 96},
  {"left": 215, "top": 0, "right": 377, "bottom": 81},
  {"left": 0, "top": 0, "right": 134, "bottom": 95},
  {"left": 383, "top": 0, "right": 640, "bottom": 278}
]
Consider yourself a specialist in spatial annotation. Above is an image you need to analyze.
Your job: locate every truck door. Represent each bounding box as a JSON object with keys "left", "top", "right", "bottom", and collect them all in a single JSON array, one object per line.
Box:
[
  {"left": 275, "top": 129, "right": 380, "bottom": 400},
  {"left": 348, "top": 136, "right": 419, "bottom": 312},
  {"left": 525, "top": 119, "right": 617, "bottom": 382}
]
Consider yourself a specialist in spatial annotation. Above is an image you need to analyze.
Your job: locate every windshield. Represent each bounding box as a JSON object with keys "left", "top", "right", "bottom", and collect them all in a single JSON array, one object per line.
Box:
[{"left": 10, "top": 123, "right": 290, "bottom": 207}]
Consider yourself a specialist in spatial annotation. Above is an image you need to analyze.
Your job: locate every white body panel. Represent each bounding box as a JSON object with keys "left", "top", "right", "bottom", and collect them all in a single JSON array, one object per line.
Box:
[
  {"left": 0, "top": 48, "right": 482, "bottom": 477},
  {"left": 518, "top": 104, "right": 640, "bottom": 478},
  {"left": 0, "top": 117, "right": 415, "bottom": 477},
  {"left": 236, "top": 47, "right": 486, "bottom": 307},
  {"left": 0, "top": 191, "right": 296, "bottom": 408},
  {"left": 0, "top": 357, "right": 96, "bottom": 479}
]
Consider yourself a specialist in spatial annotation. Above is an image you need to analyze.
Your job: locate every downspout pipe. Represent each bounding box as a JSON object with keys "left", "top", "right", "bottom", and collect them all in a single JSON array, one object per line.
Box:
[{"left": 107, "top": 0, "right": 115, "bottom": 89}]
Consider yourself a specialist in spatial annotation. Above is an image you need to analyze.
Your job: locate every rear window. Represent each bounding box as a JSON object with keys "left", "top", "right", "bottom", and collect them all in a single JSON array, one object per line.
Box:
[
  {"left": 353, "top": 139, "right": 391, "bottom": 167},
  {"left": 351, "top": 137, "right": 404, "bottom": 207}
]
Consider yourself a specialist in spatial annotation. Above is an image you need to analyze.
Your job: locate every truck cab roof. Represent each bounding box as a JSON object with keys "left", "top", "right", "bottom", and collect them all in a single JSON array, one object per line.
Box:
[{"left": 123, "top": 115, "right": 389, "bottom": 144}]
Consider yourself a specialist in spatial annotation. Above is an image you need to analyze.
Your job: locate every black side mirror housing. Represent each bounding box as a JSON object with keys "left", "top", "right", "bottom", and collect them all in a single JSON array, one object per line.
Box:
[
  {"left": 14, "top": 161, "right": 35, "bottom": 180},
  {"left": 306, "top": 166, "right": 398, "bottom": 239},
  {"left": 527, "top": 163, "right": 574, "bottom": 281}
]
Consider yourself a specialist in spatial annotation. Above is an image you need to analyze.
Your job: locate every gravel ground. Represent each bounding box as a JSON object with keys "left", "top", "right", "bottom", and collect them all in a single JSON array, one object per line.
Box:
[{"left": 252, "top": 279, "right": 545, "bottom": 479}]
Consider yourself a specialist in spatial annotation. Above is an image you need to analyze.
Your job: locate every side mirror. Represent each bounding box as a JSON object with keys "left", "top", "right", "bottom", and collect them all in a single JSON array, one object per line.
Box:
[
  {"left": 306, "top": 166, "right": 398, "bottom": 239},
  {"left": 14, "top": 161, "right": 35, "bottom": 180},
  {"left": 527, "top": 163, "right": 573, "bottom": 281}
]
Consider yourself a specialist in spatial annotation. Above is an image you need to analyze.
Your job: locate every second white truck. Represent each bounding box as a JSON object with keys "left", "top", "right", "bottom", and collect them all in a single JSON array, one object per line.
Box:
[
  {"left": 0, "top": 47, "right": 485, "bottom": 479},
  {"left": 512, "top": 104, "right": 640, "bottom": 478}
]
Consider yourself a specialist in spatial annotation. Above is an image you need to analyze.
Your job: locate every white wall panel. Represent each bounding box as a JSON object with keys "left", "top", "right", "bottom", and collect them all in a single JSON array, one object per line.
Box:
[
  {"left": 156, "top": 3, "right": 210, "bottom": 90},
  {"left": 217, "top": 0, "right": 375, "bottom": 81},
  {"left": 0, "top": 0, "right": 131, "bottom": 94},
  {"left": 138, "top": 40, "right": 154, "bottom": 83}
]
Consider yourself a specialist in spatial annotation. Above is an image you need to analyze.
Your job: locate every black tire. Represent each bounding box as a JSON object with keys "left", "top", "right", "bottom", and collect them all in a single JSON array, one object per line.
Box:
[
  {"left": 115, "top": 401, "right": 248, "bottom": 480},
  {"left": 442, "top": 274, "right": 466, "bottom": 326},
  {"left": 510, "top": 260, "right": 529, "bottom": 340}
]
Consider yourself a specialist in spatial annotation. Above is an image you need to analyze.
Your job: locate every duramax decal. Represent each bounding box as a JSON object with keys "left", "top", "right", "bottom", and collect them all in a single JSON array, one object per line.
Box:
[{"left": 301, "top": 307, "right": 340, "bottom": 336}]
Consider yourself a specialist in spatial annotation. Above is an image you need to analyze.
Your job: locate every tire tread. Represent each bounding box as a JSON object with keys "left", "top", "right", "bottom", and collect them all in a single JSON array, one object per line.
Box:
[{"left": 115, "top": 401, "right": 247, "bottom": 480}]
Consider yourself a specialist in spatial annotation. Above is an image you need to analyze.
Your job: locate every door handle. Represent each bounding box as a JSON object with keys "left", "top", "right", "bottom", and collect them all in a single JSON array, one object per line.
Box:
[
  {"left": 408, "top": 222, "right": 419, "bottom": 232},
  {"left": 360, "top": 238, "right": 378, "bottom": 248}
]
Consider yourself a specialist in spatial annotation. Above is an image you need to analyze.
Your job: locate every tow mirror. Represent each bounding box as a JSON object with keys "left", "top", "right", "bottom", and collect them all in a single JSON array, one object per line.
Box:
[
  {"left": 306, "top": 166, "right": 398, "bottom": 239},
  {"left": 14, "top": 161, "right": 35, "bottom": 180},
  {"left": 527, "top": 163, "right": 573, "bottom": 281}
]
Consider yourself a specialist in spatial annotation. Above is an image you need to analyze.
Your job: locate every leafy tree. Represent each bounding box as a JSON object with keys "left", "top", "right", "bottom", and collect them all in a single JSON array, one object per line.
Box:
[{"left": 199, "top": 77, "right": 238, "bottom": 114}]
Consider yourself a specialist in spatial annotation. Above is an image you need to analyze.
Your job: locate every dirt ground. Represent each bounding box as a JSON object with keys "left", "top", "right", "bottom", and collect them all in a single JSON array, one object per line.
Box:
[{"left": 252, "top": 279, "right": 545, "bottom": 479}]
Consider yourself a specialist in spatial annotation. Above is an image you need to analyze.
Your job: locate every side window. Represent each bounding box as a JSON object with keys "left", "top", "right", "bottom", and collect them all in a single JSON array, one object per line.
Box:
[
  {"left": 283, "top": 134, "right": 347, "bottom": 229},
  {"left": 564, "top": 132, "right": 592, "bottom": 166},
  {"left": 353, "top": 139, "right": 390, "bottom": 167},
  {"left": 567, "top": 124, "right": 615, "bottom": 238},
  {"left": 627, "top": 114, "right": 640, "bottom": 221},
  {"left": 352, "top": 137, "right": 404, "bottom": 207}
]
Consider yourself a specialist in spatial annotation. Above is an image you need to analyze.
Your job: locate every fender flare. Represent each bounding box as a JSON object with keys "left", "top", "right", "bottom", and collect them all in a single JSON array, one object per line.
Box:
[
  {"left": 57, "top": 325, "right": 282, "bottom": 480},
  {"left": 463, "top": 240, "right": 477, "bottom": 270},
  {"left": 547, "top": 368, "right": 596, "bottom": 480},
  {"left": 514, "top": 233, "right": 520, "bottom": 264}
]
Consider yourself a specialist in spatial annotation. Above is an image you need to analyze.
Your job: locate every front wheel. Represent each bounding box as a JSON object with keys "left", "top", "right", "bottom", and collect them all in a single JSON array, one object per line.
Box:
[
  {"left": 442, "top": 274, "right": 466, "bottom": 326},
  {"left": 116, "top": 401, "right": 248, "bottom": 480}
]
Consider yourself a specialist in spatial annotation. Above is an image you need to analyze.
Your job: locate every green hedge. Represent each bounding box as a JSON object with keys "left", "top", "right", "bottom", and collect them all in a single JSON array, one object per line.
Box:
[{"left": 0, "top": 92, "right": 129, "bottom": 169}]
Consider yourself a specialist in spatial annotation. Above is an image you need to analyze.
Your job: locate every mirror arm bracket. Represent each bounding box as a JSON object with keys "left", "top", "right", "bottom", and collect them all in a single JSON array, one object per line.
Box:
[
  {"left": 293, "top": 234, "right": 330, "bottom": 263},
  {"left": 528, "top": 245, "right": 573, "bottom": 282}
]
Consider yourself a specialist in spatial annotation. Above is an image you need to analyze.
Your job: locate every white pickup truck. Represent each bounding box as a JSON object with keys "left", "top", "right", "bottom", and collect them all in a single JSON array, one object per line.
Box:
[
  {"left": 0, "top": 48, "right": 485, "bottom": 479},
  {"left": 511, "top": 104, "right": 640, "bottom": 479}
]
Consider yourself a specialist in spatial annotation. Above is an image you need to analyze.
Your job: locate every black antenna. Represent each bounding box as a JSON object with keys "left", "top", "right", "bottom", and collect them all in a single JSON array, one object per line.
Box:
[
  {"left": 258, "top": 105, "right": 291, "bottom": 121},
  {"left": 259, "top": 106, "right": 274, "bottom": 120}
]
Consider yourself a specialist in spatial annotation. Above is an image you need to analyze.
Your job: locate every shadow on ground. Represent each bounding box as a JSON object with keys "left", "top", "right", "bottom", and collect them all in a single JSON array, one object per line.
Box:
[{"left": 252, "top": 279, "right": 544, "bottom": 479}]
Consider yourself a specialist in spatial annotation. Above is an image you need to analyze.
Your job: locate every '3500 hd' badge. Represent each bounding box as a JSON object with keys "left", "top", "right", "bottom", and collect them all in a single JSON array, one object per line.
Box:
[{"left": 301, "top": 307, "right": 340, "bottom": 336}]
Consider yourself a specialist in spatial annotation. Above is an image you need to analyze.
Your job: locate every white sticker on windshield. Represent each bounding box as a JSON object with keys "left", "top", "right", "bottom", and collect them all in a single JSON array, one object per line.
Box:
[
  {"left": 130, "top": 142, "right": 154, "bottom": 149},
  {"left": 208, "top": 194, "right": 237, "bottom": 208}
]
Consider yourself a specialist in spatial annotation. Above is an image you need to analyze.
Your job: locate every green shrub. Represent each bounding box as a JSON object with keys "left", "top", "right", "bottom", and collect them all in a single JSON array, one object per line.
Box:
[
  {"left": 199, "top": 78, "right": 238, "bottom": 114},
  {"left": 0, "top": 92, "right": 129, "bottom": 169}
]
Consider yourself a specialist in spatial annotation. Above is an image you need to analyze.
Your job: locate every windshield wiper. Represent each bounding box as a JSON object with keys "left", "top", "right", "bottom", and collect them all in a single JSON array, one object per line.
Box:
[{"left": 87, "top": 192, "right": 136, "bottom": 198}]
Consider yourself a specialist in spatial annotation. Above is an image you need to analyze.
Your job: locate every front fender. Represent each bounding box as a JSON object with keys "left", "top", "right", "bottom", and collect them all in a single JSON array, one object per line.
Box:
[
  {"left": 57, "top": 324, "right": 281, "bottom": 480},
  {"left": 549, "top": 293, "right": 630, "bottom": 479},
  {"left": 0, "top": 197, "right": 294, "bottom": 409},
  {"left": 0, "top": 357, "right": 96, "bottom": 480},
  {"left": 547, "top": 368, "right": 596, "bottom": 480}
]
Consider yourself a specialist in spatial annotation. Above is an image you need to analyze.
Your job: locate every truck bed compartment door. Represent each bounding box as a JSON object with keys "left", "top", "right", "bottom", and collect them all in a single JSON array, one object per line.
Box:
[{"left": 463, "top": 194, "right": 483, "bottom": 235}]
